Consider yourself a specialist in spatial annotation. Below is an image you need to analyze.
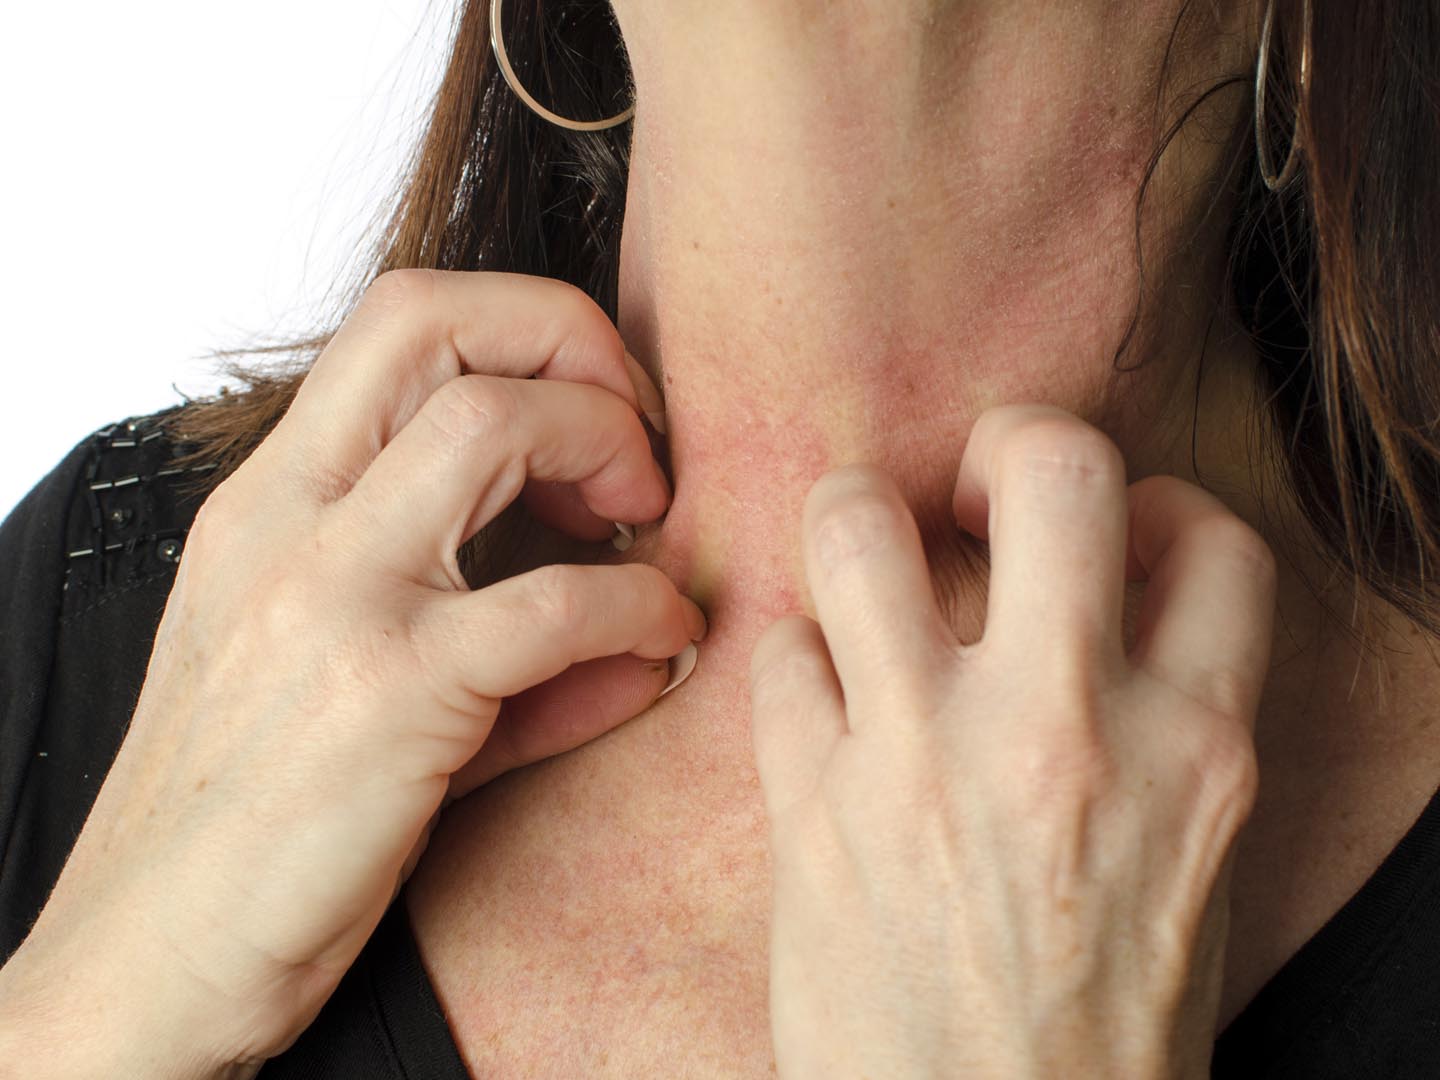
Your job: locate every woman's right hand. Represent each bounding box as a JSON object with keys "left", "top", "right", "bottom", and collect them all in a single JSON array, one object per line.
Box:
[{"left": 0, "top": 269, "right": 706, "bottom": 1080}]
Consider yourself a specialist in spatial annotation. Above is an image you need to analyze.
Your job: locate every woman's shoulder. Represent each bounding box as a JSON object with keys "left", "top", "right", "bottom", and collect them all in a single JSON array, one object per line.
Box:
[
  {"left": 0, "top": 404, "right": 218, "bottom": 633},
  {"left": 0, "top": 404, "right": 214, "bottom": 966}
]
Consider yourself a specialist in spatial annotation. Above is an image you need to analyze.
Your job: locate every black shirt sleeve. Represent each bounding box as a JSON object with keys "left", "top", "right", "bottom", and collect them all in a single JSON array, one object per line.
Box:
[
  {"left": 0, "top": 408, "right": 206, "bottom": 959},
  {"left": 0, "top": 422, "right": 93, "bottom": 956},
  {"left": 0, "top": 408, "right": 467, "bottom": 1079}
]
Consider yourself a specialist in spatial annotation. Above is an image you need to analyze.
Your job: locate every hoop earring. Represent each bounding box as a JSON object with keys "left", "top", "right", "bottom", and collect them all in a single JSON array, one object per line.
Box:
[
  {"left": 1255, "top": 0, "right": 1313, "bottom": 191},
  {"left": 489, "top": 0, "right": 635, "bottom": 132}
]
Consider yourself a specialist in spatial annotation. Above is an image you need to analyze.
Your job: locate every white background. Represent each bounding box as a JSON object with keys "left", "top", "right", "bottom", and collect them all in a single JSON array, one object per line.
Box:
[{"left": 0, "top": 1, "right": 453, "bottom": 522}]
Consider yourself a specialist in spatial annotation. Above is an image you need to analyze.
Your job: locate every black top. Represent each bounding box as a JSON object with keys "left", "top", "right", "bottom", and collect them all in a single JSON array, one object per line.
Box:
[{"left": 2, "top": 407, "right": 1438, "bottom": 1078}]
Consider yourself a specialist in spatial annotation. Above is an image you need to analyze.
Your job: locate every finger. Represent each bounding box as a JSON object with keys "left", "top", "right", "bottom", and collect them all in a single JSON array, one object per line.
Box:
[
  {"left": 749, "top": 614, "right": 847, "bottom": 819},
  {"left": 801, "top": 463, "right": 955, "bottom": 727},
  {"left": 521, "top": 479, "right": 619, "bottom": 543},
  {"left": 413, "top": 561, "right": 707, "bottom": 708},
  {"left": 332, "top": 375, "right": 670, "bottom": 589},
  {"left": 271, "top": 269, "right": 645, "bottom": 502},
  {"left": 446, "top": 651, "right": 675, "bottom": 799},
  {"left": 951, "top": 403, "right": 1130, "bottom": 679},
  {"left": 1124, "top": 474, "right": 1278, "bottom": 725}
]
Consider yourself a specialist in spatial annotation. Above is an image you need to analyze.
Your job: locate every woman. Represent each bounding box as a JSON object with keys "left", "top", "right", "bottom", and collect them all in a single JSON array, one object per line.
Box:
[{"left": 2, "top": 0, "right": 1439, "bottom": 1075}]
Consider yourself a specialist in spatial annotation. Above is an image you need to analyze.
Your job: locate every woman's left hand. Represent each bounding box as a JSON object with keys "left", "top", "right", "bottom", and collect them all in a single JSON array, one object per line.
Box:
[{"left": 748, "top": 402, "right": 1277, "bottom": 1080}]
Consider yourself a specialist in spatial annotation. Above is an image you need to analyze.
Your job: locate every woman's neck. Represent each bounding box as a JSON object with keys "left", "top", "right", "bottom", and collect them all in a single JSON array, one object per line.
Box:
[{"left": 605, "top": 1, "right": 1264, "bottom": 634}]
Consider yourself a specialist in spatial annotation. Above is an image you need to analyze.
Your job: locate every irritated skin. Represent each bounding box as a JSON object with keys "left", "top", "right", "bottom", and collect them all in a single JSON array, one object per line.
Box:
[
  {"left": 404, "top": 2, "right": 1440, "bottom": 1074},
  {"left": 607, "top": 0, "right": 1261, "bottom": 649}
]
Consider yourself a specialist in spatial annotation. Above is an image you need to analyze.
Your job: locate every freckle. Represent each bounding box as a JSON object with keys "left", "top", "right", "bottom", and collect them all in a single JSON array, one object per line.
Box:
[
  {"left": 887, "top": 197, "right": 896, "bottom": 209},
  {"left": 195, "top": 777, "right": 208, "bottom": 792},
  {"left": 692, "top": 240, "right": 700, "bottom": 250}
]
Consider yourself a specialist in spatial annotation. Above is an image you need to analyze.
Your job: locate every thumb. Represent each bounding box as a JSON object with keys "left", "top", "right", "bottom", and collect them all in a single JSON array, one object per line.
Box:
[{"left": 445, "top": 645, "right": 698, "bottom": 801}]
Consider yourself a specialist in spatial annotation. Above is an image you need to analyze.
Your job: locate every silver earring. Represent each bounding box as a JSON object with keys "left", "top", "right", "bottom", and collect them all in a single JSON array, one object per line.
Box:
[
  {"left": 1255, "top": 0, "right": 1313, "bottom": 191},
  {"left": 489, "top": 0, "right": 635, "bottom": 132}
]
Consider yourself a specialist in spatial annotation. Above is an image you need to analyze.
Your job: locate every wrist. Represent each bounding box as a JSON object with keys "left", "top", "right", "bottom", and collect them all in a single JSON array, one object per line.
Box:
[{"left": 0, "top": 924, "right": 260, "bottom": 1080}]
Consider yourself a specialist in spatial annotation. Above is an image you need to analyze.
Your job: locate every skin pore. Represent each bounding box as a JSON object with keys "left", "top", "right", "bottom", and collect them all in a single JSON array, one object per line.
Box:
[{"left": 405, "top": 0, "right": 1440, "bottom": 1069}]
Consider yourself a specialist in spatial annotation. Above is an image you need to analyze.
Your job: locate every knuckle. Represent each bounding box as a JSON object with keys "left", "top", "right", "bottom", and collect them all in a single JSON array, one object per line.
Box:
[
  {"left": 263, "top": 573, "right": 409, "bottom": 698},
  {"left": 809, "top": 487, "right": 907, "bottom": 566},
  {"left": 547, "top": 275, "right": 607, "bottom": 324},
  {"left": 510, "top": 275, "right": 619, "bottom": 374},
  {"left": 1196, "top": 662, "right": 1258, "bottom": 720},
  {"left": 351, "top": 269, "right": 437, "bottom": 345},
  {"left": 627, "top": 560, "right": 680, "bottom": 610},
  {"left": 1007, "top": 419, "right": 1124, "bottom": 485},
  {"left": 1001, "top": 725, "right": 1116, "bottom": 811},
  {"left": 1206, "top": 518, "right": 1279, "bottom": 588},
  {"left": 253, "top": 567, "right": 328, "bottom": 640},
  {"left": 750, "top": 613, "right": 814, "bottom": 669},
  {"left": 423, "top": 375, "right": 519, "bottom": 447},
  {"left": 614, "top": 561, "right": 679, "bottom": 627},
  {"left": 535, "top": 275, "right": 612, "bottom": 341},
  {"left": 751, "top": 641, "right": 827, "bottom": 700},
  {"left": 364, "top": 267, "right": 437, "bottom": 313},
  {"left": 1178, "top": 719, "right": 1261, "bottom": 822},
  {"left": 188, "top": 480, "right": 240, "bottom": 550},
  {"left": 185, "top": 472, "right": 282, "bottom": 561},
  {"left": 625, "top": 560, "right": 694, "bottom": 635},
  {"left": 528, "top": 562, "right": 591, "bottom": 637},
  {"left": 621, "top": 558, "right": 670, "bottom": 593}
]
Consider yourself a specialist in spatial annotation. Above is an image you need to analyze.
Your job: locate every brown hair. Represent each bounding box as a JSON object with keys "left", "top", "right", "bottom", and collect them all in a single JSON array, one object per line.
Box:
[{"left": 168, "top": 0, "right": 1440, "bottom": 644}]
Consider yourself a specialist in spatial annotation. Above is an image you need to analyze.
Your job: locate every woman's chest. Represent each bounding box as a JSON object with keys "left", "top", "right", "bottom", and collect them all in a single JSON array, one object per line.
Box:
[
  {"left": 405, "top": 700, "right": 781, "bottom": 1078},
  {"left": 404, "top": 681, "right": 1440, "bottom": 1077}
]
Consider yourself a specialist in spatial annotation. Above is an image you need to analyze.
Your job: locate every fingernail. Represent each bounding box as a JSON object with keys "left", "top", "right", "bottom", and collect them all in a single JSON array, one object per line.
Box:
[
  {"left": 657, "top": 642, "right": 699, "bottom": 698},
  {"left": 623, "top": 350, "right": 667, "bottom": 435},
  {"left": 611, "top": 522, "right": 636, "bottom": 551}
]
